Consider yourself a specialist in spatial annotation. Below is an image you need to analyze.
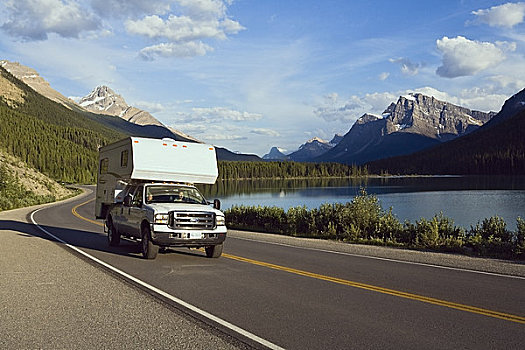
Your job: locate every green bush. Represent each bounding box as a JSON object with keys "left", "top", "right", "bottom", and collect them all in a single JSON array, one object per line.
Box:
[
  {"left": 225, "top": 191, "right": 524, "bottom": 260},
  {"left": 514, "top": 217, "right": 525, "bottom": 258},
  {"left": 467, "top": 216, "right": 514, "bottom": 258}
]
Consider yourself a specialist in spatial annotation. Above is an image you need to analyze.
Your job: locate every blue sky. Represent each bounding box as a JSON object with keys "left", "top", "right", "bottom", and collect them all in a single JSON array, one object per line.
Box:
[{"left": 1, "top": 1, "right": 524, "bottom": 156}]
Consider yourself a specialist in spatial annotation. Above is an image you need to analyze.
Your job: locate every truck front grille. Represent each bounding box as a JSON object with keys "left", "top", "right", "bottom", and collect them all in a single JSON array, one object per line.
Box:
[{"left": 168, "top": 211, "right": 216, "bottom": 230}]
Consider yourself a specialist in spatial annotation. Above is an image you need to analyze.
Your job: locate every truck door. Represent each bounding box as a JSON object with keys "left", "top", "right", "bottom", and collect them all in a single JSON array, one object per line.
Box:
[
  {"left": 128, "top": 185, "right": 145, "bottom": 238},
  {"left": 116, "top": 185, "right": 136, "bottom": 235}
]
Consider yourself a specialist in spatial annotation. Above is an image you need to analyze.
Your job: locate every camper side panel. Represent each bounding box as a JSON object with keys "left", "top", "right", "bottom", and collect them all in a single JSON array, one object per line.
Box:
[{"left": 95, "top": 139, "right": 133, "bottom": 219}]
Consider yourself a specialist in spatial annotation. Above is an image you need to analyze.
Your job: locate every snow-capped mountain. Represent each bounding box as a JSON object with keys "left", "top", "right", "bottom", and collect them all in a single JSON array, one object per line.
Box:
[
  {"left": 78, "top": 85, "right": 197, "bottom": 142},
  {"left": 319, "top": 93, "right": 495, "bottom": 165}
]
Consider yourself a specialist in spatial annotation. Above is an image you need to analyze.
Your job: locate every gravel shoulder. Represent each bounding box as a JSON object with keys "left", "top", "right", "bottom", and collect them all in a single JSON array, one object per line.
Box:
[
  {"left": 0, "top": 196, "right": 244, "bottom": 349},
  {"left": 228, "top": 229, "right": 525, "bottom": 278}
]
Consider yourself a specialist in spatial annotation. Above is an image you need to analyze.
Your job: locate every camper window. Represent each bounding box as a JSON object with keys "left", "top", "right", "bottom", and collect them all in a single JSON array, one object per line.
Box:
[
  {"left": 100, "top": 158, "right": 109, "bottom": 174},
  {"left": 121, "top": 150, "right": 128, "bottom": 167}
]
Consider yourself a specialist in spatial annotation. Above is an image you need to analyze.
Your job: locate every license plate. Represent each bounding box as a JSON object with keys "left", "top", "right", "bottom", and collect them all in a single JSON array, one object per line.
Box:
[{"left": 186, "top": 232, "right": 202, "bottom": 239}]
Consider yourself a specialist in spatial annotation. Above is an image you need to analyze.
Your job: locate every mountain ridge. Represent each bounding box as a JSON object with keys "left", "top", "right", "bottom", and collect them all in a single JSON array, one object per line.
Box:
[
  {"left": 78, "top": 85, "right": 198, "bottom": 142},
  {"left": 318, "top": 93, "right": 495, "bottom": 165},
  {"left": 367, "top": 91, "right": 525, "bottom": 175}
]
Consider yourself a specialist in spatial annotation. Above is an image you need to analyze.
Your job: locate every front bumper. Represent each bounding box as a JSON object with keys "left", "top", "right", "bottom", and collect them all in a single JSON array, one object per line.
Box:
[{"left": 150, "top": 224, "right": 227, "bottom": 247}]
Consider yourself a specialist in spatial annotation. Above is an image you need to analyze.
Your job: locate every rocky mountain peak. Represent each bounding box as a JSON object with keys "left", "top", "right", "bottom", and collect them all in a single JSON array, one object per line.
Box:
[
  {"left": 79, "top": 85, "right": 128, "bottom": 115},
  {"left": 318, "top": 93, "right": 496, "bottom": 165},
  {"left": 302, "top": 137, "right": 329, "bottom": 147},
  {"left": 0, "top": 59, "right": 76, "bottom": 109},
  {"left": 357, "top": 113, "right": 382, "bottom": 124},
  {"left": 485, "top": 87, "right": 525, "bottom": 127},
  {"left": 263, "top": 147, "right": 289, "bottom": 160},
  {"left": 381, "top": 93, "right": 493, "bottom": 141},
  {"left": 79, "top": 85, "right": 198, "bottom": 142},
  {"left": 330, "top": 134, "right": 343, "bottom": 146}
]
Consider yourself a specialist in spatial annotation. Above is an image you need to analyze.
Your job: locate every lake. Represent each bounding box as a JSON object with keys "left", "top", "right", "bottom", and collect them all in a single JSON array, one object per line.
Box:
[{"left": 198, "top": 176, "right": 525, "bottom": 231}]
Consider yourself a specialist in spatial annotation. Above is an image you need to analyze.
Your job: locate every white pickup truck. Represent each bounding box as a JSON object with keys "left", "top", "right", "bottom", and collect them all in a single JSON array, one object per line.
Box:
[{"left": 95, "top": 137, "right": 226, "bottom": 259}]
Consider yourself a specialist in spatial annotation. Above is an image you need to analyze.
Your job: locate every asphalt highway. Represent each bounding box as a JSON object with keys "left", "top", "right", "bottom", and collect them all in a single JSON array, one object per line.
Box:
[{"left": 26, "top": 188, "right": 525, "bottom": 349}]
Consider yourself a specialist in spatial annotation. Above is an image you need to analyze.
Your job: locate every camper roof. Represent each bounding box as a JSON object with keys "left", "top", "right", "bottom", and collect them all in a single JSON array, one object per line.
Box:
[{"left": 101, "top": 137, "right": 218, "bottom": 184}]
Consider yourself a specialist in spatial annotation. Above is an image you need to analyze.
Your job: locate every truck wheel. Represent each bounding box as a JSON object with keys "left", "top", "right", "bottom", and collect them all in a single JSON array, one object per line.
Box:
[
  {"left": 205, "top": 243, "right": 223, "bottom": 258},
  {"left": 107, "top": 217, "right": 120, "bottom": 247},
  {"left": 141, "top": 226, "right": 158, "bottom": 260}
]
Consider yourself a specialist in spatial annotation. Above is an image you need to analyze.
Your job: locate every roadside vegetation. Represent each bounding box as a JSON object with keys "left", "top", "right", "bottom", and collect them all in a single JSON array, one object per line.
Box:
[
  {"left": 0, "top": 164, "right": 58, "bottom": 210},
  {"left": 0, "top": 150, "right": 76, "bottom": 211},
  {"left": 225, "top": 189, "right": 525, "bottom": 260}
]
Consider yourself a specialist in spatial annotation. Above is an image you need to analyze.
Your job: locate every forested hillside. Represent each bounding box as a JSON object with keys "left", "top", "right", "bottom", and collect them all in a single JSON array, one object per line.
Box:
[
  {"left": 367, "top": 109, "right": 525, "bottom": 175},
  {"left": 218, "top": 161, "right": 368, "bottom": 180},
  {"left": 0, "top": 66, "right": 123, "bottom": 183}
]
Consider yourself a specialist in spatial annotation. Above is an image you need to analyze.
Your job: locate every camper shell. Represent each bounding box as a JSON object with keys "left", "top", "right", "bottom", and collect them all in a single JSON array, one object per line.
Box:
[{"left": 95, "top": 137, "right": 226, "bottom": 259}]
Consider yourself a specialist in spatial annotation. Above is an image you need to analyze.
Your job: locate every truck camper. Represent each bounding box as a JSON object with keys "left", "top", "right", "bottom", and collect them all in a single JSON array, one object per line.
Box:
[{"left": 95, "top": 137, "right": 226, "bottom": 259}]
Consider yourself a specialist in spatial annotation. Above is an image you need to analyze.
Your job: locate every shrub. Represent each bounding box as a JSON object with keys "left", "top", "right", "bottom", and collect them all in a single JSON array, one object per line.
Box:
[
  {"left": 515, "top": 217, "right": 525, "bottom": 258},
  {"left": 376, "top": 208, "right": 403, "bottom": 243},
  {"left": 468, "top": 216, "right": 514, "bottom": 258},
  {"left": 224, "top": 192, "right": 523, "bottom": 260}
]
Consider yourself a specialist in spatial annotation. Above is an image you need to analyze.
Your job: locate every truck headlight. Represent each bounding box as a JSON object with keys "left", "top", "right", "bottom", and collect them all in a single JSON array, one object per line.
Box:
[
  {"left": 216, "top": 215, "right": 225, "bottom": 226},
  {"left": 155, "top": 213, "right": 169, "bottom": 224}
]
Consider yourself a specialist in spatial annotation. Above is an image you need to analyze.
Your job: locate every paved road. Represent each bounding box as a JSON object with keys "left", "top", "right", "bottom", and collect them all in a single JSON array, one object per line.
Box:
[
  {"left": 11, "top": 188, "right": 525, "bottom": 349},
  {"left": 0, "top": 191, "right": 247, "bottom": 349}
]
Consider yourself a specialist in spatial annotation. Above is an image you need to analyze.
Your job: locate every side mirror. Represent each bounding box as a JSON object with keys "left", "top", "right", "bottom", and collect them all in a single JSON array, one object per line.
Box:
[
  {"left": 123, "top": 194, "right": 133, "bottom": 207},
  {"left": 213, "top": 199, "right": 221, "bottom": 210}
]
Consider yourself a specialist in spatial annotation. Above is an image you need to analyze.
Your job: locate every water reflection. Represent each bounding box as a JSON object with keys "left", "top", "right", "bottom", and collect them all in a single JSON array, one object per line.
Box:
[
  {"left": 199, "top": 176, "right": 525, "bottom": 198},
  {"left": 198, "top": 176, "right": 525, "bottom": 230}
]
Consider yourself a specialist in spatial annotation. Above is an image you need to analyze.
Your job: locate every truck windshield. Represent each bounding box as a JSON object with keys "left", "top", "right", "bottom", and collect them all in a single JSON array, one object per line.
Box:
[{"left": 145, "top": 185, "right": 207, "bottom": 205}]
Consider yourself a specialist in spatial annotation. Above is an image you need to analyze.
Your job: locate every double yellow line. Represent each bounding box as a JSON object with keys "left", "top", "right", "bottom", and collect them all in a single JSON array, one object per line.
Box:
[{"left": 72, "top": 198, "right": 525, "bottom": 325}]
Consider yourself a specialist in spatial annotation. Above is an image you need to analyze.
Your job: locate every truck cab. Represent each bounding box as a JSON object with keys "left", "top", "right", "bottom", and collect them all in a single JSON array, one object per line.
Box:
[{"left": 106, "top": 182, "right": 226, "bottom": 259}]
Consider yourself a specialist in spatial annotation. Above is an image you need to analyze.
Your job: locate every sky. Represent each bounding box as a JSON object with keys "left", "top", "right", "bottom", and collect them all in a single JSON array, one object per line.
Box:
[{"left": 1, "top": 0, "right": 525, "bottom": 156}]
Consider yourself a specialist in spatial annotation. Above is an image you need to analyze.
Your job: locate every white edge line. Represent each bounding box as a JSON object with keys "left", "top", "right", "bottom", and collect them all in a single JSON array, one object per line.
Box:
[
  {"left": 231, "top": 236, "right": 525, "bottom": 281},
  {"left": 30, "top": 208, "right": 284, "bottom": 350}
]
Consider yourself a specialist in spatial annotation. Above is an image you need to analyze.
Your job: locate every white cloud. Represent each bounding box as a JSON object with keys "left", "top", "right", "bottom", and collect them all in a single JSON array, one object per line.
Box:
[
  {"left": 250, "top": 128, "right": 280, "bottom": 137},
  {"left": 314, "top": 92, "right": 397, "bottom": 123},
  {"left": 90, "top": 0, "right": 170, "bottom": 18},
  {"left": 389, "top": 57, "right": 422, "bottom": 75},
  {"left": 378, "top": 72, "right": 390, "bottom": 80},
  {"left": 175, "top": 107, "right": 262, "bottom": 123},
  {"left": 134, "top": 100, "right": 165, "bottom": 113},
  {"left": 169, "top": 123, "right": 248, "bottom": 143},
  {"left": 1, "top": 0, "right": 100, "bottom": 40},
  {"left": 203, "top": 134, "right": 247, "bottom": 141},
  {"left": 472, "top": 2, "right": 525, "bottom": 28},
  {"left": 139, "top": 42, "right": 212, "bottom": 60},
  {"left": 125, "top": 0, "right": 244, "bottom": 59},
  {"left": 436, "top": 36, "right": 514, "bottom": 78}
]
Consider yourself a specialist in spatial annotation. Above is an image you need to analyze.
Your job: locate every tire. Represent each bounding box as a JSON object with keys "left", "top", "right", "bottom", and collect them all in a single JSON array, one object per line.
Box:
[
  {"left": 205, "top": 243, "right": 223, "bottom": 258},
  {"left": 141, "top": 225, "right": 158, "bottom": 260},
  {"left": 107, "top": 217, "right": 120, "bottom": 247}
]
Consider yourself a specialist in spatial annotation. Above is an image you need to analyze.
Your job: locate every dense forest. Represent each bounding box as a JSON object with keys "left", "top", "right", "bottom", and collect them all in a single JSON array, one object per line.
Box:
[
  {"left": 0, "top": 66, "right": 123, "bottom": 183},
  {"left": 368, "top": 109, "right": 525, "bottom": 175},
  {"left": 218, "top": 161, "right": 368, "bottom": 180}
]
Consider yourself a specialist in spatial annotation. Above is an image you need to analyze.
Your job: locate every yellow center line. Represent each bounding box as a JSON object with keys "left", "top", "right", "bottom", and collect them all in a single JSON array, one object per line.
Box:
[
  {"left": 223, "top": 253, "right": 525, "bottom": 324},
  {"left": 72, "top": 198, "right": 102, "bottom": 226},
  {"left": 71, "top": 198, "right": 525, "bottom": 325}
]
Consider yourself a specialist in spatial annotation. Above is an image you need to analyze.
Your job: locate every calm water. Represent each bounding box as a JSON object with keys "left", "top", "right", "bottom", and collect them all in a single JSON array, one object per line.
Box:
[{"left": 199, "top": 176, "right": 525, "bottom": 230}]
